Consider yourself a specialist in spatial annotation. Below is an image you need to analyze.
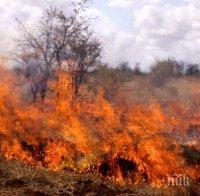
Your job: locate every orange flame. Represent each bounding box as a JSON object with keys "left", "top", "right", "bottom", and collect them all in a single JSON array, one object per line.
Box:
[{"left": 0, "top": 65, "right": 199, "bottom": 185}]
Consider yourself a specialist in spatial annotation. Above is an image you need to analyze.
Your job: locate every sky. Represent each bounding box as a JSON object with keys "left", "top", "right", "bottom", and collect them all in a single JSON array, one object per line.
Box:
[{"left": 1, "top": 0, "right": 200, "bottom": 70}]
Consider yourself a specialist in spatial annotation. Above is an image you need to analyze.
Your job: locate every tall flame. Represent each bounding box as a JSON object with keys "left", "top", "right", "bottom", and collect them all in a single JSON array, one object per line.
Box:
[{"left": 0, "top": 65, "right": 199, "bottom": 185}]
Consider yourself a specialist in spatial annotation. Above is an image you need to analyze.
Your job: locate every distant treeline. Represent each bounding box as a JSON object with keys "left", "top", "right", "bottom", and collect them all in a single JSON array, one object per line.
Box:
[
  {"left": 14, "top": 57, "right": 200, "bottom": 102},
  {"left": 93, "top": 58, "right": 200, "bottom": 76},
  {"left": 88, "top": 58, "right": 200, "bottom": 85},
  {"left": 83, "top": 58, "right": 200, "bottom": 102}
]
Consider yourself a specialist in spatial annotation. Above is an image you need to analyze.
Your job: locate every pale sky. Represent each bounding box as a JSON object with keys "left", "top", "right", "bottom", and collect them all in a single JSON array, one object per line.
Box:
[{"left": 1, "top": 0, "right": 200, "bottom": 69}]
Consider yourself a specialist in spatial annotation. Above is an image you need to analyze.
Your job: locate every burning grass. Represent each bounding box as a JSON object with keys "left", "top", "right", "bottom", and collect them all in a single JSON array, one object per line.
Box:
[
  {"left": 0, "top": 65, "right": 199, "bottom": 189},
  {"left": 0, "top": 158, "right": 199, "bottom": 195}
]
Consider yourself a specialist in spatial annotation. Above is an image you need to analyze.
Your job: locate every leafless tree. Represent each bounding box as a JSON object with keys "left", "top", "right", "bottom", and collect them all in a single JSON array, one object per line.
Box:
[{"left": 13, "top": 0, "right": 102, "bottom": 99}]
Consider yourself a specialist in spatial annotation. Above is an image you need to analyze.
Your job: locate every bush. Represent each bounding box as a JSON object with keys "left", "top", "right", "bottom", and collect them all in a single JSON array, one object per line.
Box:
[
  {"left": 150, "top": 59, "right": 184, "bottom": 87},
  {"left": 185, "top": 64, "right": 200, "bottom": 76}
]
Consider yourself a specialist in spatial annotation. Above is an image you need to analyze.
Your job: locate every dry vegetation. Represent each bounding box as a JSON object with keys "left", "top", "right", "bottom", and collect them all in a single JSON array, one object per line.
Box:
[
  {"left": 0, "top": 1, "right": 199, "bottom": 194},
  {"left": 0, "top": 59, "right": 200, "bottom": 195},
  {"left": 0, "top": 157, "right": 134, "bottom": 196},
  {"left": 0, "top": 158, "right": 199, "bottom": 196}
]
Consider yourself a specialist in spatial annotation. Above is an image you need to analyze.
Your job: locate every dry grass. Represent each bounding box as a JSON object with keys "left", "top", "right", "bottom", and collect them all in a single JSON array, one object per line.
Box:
[
  {"left": 109, "top": 76, "right": 200, "bottom": 108},
  {"left": 0, "top": 158, "right": 199, "bottom": 196},
  {"left": 0, "top": 158, "right": 134, "bottom": 195}
]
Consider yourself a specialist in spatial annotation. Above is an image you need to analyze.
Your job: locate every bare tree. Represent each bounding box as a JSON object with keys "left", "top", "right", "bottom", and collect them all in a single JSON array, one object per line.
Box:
[{"left": 13, "top": 0, "right": 102, "bottom": 100}]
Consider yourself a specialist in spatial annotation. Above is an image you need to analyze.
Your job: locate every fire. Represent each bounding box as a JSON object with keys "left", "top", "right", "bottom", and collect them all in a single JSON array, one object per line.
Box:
[{"left": 0, "top": 64, "right": 199, "bottom": 186}]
